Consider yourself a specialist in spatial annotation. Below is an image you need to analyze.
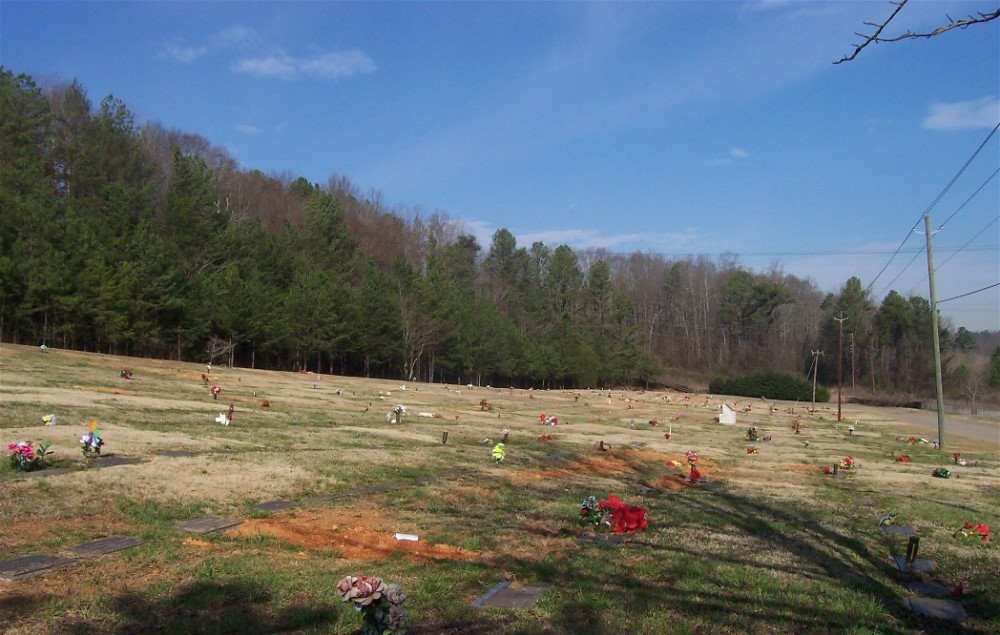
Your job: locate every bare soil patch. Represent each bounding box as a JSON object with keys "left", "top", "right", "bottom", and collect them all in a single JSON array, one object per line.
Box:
[{"left": 226, "top": 506, "right": 480, "bottom": 562}]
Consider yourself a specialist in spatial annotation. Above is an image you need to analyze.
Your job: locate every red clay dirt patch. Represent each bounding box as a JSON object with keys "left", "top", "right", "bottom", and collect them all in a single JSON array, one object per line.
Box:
[
  {"left": 225, "top": 507, "right": 480, "bottom": 563},
  {"left": 512, "top": 449, "right": 721, "bottom": 490}
]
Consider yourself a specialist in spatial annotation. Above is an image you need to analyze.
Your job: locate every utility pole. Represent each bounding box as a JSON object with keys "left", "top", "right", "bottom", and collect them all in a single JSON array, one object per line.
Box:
[
  {"left": 834, "top": 313, "right": 848, "bottom": 421},
  {"left": 850, "top": 333, "right": 856, "bottom": 389},
  {"left": 810, "top": 349, "right": 824, "bottom": 413},
  {"left": 922, "top": 214, "right": 947, "bottom": 448}
]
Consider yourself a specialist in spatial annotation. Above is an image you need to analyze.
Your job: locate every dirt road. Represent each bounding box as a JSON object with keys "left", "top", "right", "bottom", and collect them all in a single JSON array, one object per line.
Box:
[{"left": 886, "top": 407, "right": 999, "bottom": 450}]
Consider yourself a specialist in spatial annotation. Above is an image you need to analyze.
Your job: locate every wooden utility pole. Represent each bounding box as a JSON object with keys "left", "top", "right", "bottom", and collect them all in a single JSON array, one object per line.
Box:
[
  {"left": 850, "top": 333, "right": 856, "bottom": 389},
  {"left": 834, "top": 313, "right": 848, "bottom": 421},
  {"left": 810, "top": 349, "right": 824, "bottom": 412},
  {"left": 923, "top": 214, "right": 947, "bottom": 448}
]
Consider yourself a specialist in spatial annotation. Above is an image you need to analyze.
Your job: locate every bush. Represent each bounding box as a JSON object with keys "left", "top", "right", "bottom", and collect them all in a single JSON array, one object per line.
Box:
[{"left": 709, "top": 371, "right": 829, "bottom": 402}]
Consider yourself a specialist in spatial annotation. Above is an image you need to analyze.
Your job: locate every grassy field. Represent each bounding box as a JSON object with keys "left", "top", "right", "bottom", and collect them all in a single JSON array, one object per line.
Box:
[{"left": 1, "top": 343, "right": 997, "bottom": 634}]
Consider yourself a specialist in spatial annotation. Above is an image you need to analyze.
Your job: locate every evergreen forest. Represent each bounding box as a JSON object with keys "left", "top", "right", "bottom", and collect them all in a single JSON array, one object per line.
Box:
[{"left": 2, "top": 69, "right": 996, "bottom": 395}]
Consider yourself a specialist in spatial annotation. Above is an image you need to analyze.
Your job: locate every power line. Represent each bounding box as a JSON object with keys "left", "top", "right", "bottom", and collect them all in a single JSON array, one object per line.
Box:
[
  {"left": 937, "top": 282, "right": 1000, "bottom": 304},
  {"left": 907, "top": 215, "right": 1000, "bottom": 295},
  {"left": 866, "top": 121, "right": 1000, "bottom": 294},
  {"left": 937, "top": 167, "right": 1000, "bottom": 231}
]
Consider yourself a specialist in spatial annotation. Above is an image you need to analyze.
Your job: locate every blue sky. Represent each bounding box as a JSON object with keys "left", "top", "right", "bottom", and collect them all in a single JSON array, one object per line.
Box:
[{"left": 2, "top": 1, "right": 998, "bottom": 331}]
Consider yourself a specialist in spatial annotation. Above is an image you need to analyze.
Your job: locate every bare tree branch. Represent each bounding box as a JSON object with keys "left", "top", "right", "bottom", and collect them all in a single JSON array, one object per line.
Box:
[{"left": 835, "top": 0, "right": 1000, "bottom": 64}]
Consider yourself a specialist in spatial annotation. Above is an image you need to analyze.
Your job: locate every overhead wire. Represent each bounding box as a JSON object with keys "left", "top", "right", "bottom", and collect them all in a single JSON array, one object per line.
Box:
[
  {"left": 865, "top": 121, "right": 1000, "bottom": 295},
  {"left": 906, "top": 215, "right": 1000, "bottom": 295},
  {"left": 937, "top": 283, "right": 1000, "bottom": 304}
]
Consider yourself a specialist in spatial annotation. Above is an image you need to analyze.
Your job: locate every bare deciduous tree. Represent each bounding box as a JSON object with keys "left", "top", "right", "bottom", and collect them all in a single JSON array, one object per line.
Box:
[{"left": 835, "top": 0, "right": 1000, "bottom": 64}]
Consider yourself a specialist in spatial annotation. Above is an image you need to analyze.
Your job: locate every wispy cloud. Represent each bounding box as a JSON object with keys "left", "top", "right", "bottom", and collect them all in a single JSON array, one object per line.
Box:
[
  {"left": 157, "top": 42, "right": 209, "bottom": 63},
  {"left": 233, "top": 49, "right": 376, "bottom": 80},
  {"left": 922, "top": 97, "right": 1000, "bottom": 130},
  {"left": 158, "top": 25, "right": 256, "bottom": 63},
  {"left": 517, "top": 228, "right": 706, "bottom": 252},
  {"left": 702, "top": 147, "right": 750, "bottom": 167},
  {"left": 235, "top": 124, "right": 260, "bottom": 134}
]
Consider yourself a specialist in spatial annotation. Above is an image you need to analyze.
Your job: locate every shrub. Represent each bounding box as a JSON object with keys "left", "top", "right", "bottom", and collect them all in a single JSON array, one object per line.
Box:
[{"left": 709, "top": 371, "right": 829, "bottom": 402}]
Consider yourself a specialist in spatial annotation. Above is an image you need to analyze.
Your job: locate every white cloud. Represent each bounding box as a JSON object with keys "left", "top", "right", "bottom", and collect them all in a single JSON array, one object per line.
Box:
[
  {"left": 233, "top": 49, "right": 376, "bottom": 80},
  {"left": 213, "top": 25, "right": 256, "bottom": 49},
  {"left": 235, "top": 124, "right": 260, "bottom": 134},
  {"left": 702, "top": 147, "right": 749, "bottom": 167},
  {"left": 233, "top": 54, "right": 297, "bottom": 79},
  {"left": 157, "top": 42, "right": 208, "bottom": 63},
  {"left": 922, "top": 97, "right": 1000, "bottom": 130}
]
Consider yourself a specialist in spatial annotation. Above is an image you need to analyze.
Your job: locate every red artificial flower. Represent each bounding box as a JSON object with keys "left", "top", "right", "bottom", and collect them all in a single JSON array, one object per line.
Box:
[
  {"left": 895, "top": 455, "right": 911, "bottom": 463},
  {"left": 975, "top": 523, "right": 990, "bottom": 541},
  {"left": 649, "top": 419, "right": 658, "bottom": 427},
  {"left": 663, "top": 433, "right": 671, "bottom": 440},
  {"left": 261, "top": 401, "right": 270, "bottom": 407},
  {"left": 822, "top": 466, "right": 832, "bottom": 474},
  {"left": 689, "top": 466, "right": 701, "bottom": 483},
  {"left": 685, "top": 450, "right": 700, "bottom": 463},
  {"left": 746, "top": 446, "right": 758, "bottom": 454}
]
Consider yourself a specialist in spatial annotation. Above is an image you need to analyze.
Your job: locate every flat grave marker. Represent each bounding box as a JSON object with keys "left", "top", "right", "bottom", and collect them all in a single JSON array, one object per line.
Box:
[
  {"left": 176, "top": 516, "right": 243, "bottom": 535},
  {"left": 159, "top": 450, "right": 198, "bottom": 458},
  {"left": 0, "top": 554, "right": 74, "bottom": 581},
  {"left": 471, "top": 581, "right": 552, "bottom": 610},
  {"left": 97, "top": 456, "right": 140, "bottom": 467},
  {"left": 892, "top": 555, "right": 936, "bottom": 574},
  {"left": 69, "top": 536, "right": 142, "bottom": 557},
  {"left": 906, "top": 581, "right": 953, "bottom": 598},
  {"left": 904, "top": 598, "right": 967, "bottom": 622},
  {"left": 252, "top": 500, "right": 297, "bottom": 513}
]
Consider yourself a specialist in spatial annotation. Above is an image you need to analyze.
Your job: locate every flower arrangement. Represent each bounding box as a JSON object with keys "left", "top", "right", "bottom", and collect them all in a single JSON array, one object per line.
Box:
[
  {"left": 537, "top": 434, "right": 553, "bottom": 442},
  {"left": 895, "top": 454, "right": 911, "bottom": 463},
  {"left": 663, "top": 432, "right": 671, "bottom": 440},
  {"left": 839, "top": 456, "right": 855, "bottom": 470},
  {"left": 80, "top": 422, "right": 104, "bottom": 456},
  {"left": 7, "top": 439, "right": 51, "bottom": 472},
  {"left": 689, "top": 465, "right": 702, "bottom": 483},
  {"left": 337, "top": 575, "right": 408, "bottom": 635},
  {"left": 685, "top": 450, "right": 700, "bottom": 464},
  {"left": 746, "top": 427, "right": 759, "bottom": 442},
  {"left": 745, "top": 446, "right": 759, "bottom": 455},
  {"left": 580, "top": 495, "right": 648, "bottom": 534},
  {"left": 491, "top": 442, "right": 505, "bottom": 463},
  {"left": 955, "top": 522, "right": 990, "bottom": 543},
  {"left": 932, "top": 467, "right": 952, "bottom": 479},
  {"left": 210, "top": 384, "right": 222, "bottom": 400}
]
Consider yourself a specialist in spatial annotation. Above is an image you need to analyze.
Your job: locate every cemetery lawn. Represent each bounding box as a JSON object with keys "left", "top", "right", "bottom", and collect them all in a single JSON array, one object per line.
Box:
[{"left": 1, "top": 343, "right": 997, "bottom": 634}]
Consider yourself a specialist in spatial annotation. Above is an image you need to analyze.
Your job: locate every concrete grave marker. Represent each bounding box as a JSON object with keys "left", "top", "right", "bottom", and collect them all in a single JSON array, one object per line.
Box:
[
  {"left": 904, "top": 598, "right": 967, "bottom": 622},
  {"left": 880, "top": 526, "right": 916, "bottom": 537},
  {"left": 97, "top": 456, "right": 140, "bottom": 467},
  {"left": 176, "top": 516, "right": 243, "bottom": 535},
  {"left": 892, "top": 555, "right": 936, "bottom": 574},
  {"left": 69, "top": 536, "right": 142, "bottom": 557},
  {"left": 906, "top": 581, "right": 953, "bottom": 598},
  {"left": 471, "top": 581, "right": 552, "bottom": 609},
  {"left": 252, "top": 500, "right": 296, "bottom": 513},
  {"left": 0, "top": 554, "right": 74, "bottom": 581}
]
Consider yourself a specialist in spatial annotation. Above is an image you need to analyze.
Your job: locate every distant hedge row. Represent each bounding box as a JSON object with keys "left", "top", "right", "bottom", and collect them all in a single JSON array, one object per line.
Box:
[{"left": 709, "top": 371, "right": 829, "bottom": 402}]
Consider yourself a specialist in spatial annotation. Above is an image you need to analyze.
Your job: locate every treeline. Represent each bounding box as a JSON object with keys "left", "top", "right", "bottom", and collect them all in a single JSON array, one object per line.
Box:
[{"left": 1, "top": 69, "right": 993, "bottom": 393}]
